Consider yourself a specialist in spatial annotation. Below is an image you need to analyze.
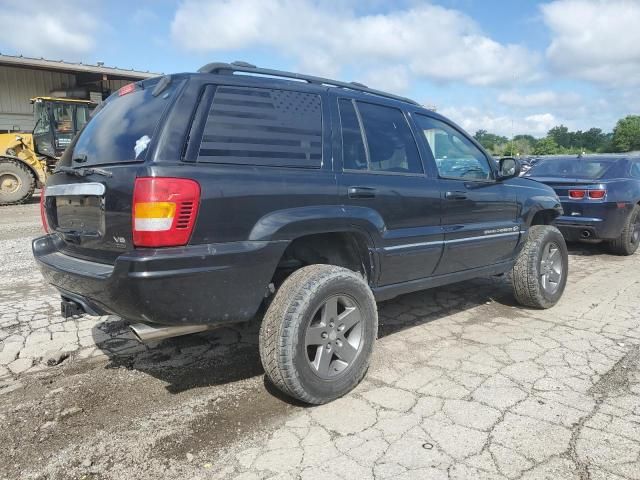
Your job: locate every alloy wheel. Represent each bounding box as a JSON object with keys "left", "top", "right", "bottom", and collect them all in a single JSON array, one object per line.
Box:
[
  {"left": 540, "top": 241, "right": 563, "bottom": 295},
  {"left": 304, "top": 294, "right": 363, "bottom": 379}
]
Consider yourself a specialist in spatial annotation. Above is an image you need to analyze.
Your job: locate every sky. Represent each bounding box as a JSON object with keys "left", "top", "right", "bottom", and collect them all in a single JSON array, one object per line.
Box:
[{"left": 1, "top": 0, "right": 639, "bottom": 138}]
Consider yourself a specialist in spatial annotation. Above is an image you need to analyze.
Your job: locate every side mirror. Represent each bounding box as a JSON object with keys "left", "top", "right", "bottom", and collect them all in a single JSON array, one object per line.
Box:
[{"left": 498, "top": 157, "right": 521, "bottom": 179}]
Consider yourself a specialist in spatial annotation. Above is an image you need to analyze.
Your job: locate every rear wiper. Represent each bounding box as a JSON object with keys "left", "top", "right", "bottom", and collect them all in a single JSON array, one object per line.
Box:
[{"left": 54, "top": 165, "right": 113, "bottom": 177}]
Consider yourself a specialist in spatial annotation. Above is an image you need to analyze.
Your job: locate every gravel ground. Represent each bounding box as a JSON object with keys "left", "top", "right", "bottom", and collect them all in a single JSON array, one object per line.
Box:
[{"left": 1, "top": 198, "right": 639, "bottom": 480}]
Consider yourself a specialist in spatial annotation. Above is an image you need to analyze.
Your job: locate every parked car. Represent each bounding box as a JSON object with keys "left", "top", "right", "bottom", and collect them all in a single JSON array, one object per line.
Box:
[
  {"left": 518, "top": 156, "right": 541, "bottom": 176},
  {"left": 33, "top": 62, "right": 568, "bottom": 404},
  {"left": 524, "top": 155, "right": 640, "bottom": 255}
]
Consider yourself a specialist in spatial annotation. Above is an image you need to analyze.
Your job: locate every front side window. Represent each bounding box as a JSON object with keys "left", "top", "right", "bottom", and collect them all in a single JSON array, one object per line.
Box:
[{"left": 415, "top": 115, "right": 492, "bottom": 181}]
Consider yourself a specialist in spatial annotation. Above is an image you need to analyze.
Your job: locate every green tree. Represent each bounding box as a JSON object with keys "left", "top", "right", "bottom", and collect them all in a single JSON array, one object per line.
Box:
[
  {"left": 533, "top": 137, "right": 560, "bottom": 155},
  {"left": 547, "top": 125, "right": 571, "bottom": 149},
  {"left": 581, "top": 128, "right": 606, "bottom": 152},
  {"left": 612, "top": 115, "right": 640, "bottom": 152},
  {"left": 474, "top": 130, "right": 508, "bottom": 152}
]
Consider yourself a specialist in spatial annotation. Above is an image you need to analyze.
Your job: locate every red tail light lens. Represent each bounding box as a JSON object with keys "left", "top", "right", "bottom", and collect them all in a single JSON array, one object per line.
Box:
[
  {"left": 132, "top": 177, "right": 200, "bottom": 247},
  {"left": 568, "top": 189, "right": 586, "bottom": 199},
  {"left": 588, "top": 189, "right": 606, "bottom": 199},
  {"left": 40, "top": 188, "right": 49, "bottom": 233},
  {"left": 118, "top": 83, "right": 137, "bottom": 96}
]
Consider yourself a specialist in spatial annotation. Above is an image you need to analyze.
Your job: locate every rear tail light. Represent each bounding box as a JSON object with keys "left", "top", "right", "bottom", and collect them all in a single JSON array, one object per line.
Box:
[
  {"left": 568, "top": 189, "right": 606, "bottom": 200},
  {"left": 40, "top": 187, "right": 49, "bottom": 233},
  {"left": 132, "top": 177, "right": 200, "bottom": 247},
  {"left": 569, "top": 189, "right": 586, "bottom": 199}
]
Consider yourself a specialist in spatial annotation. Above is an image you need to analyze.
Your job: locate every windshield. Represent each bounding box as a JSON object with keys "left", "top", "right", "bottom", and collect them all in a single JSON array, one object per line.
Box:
[
  {"left": 526, "top": 159, "right": 613, "bottom": 179},
  {"left": 71, "top": 78, "right": 182, "bottom": 165}
]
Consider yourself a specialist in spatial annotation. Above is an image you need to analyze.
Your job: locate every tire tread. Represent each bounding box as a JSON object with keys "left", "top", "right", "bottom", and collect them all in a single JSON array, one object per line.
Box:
[
  {"left": 259, "top": 265, "right": 377, "bottom": 404},
  {"left": 0, "top": 158, "right": 36, "bottom": 205},
  {"left": 512, "top": 225, "right": 568, "bottom": 309}
]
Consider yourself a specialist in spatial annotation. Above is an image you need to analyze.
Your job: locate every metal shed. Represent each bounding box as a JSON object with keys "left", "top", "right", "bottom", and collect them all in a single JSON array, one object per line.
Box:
[{"left": 0, "top": 54, "right": 158, "bottom": 132}]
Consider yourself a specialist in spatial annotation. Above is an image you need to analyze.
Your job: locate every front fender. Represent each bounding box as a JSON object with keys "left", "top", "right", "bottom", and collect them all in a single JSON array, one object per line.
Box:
[{"left": 522, "top": 194, "right": 563, "bottom": 226}]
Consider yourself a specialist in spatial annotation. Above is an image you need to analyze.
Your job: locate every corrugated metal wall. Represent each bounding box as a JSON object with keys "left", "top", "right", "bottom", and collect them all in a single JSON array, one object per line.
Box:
[{"left": 0, "top": 66, "right": 77, "bottom": 131}]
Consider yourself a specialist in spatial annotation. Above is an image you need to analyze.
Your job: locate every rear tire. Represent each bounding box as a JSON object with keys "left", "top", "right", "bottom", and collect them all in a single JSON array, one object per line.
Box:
[
  {"left": 0, "top": 158, "right": 35, "bottom": 205},
  {"left": 512, "top": 225, "right": 568, "bottom": 309},
  {"left": 259, "top": 265, "right": 377, "bottom": 405},
  {"left": 607, "top": 205, "right": 640, "bottom": 256}
]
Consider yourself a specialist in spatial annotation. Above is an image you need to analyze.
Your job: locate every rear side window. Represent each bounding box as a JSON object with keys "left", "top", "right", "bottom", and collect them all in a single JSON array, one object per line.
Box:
[
  {"left": 631, "top": 161, "right": 640, "bottom": 178},
  {"left": 72, "top": 79, "right": 182, "bottom": 165},
  {"left": 338, "top": 99, "right": 422, "bottom": 174},
  {"left": 197, "top": 86, "right": 322, "bottom": 168}
]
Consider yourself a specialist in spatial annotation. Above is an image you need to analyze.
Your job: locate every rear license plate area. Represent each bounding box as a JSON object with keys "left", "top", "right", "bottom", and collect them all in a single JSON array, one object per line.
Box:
[{"left": 54, "top": 196, "right": 103, "bottom": 235}]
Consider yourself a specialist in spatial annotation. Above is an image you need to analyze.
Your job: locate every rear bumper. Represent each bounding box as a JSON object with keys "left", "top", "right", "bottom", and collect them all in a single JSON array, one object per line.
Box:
[
  {"left": 554, "top": 201, "right": 632, "bottom": 241},
  {"left": 33, "top": 234, "right": 287, "bottom": 326}
]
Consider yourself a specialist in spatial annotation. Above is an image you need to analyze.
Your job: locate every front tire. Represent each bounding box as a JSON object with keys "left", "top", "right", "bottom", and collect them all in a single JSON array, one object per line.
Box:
[
  {"left": 259, "top": 265, "right": 378, "bottom": 404},
  {"left": 607, "top": 205, "right": 640, "bottom": 256},
  {"left": 0, "top": 158, "right": 35, "bottom": 205},
  {"left": 512, "top": 225, "right": 568, "bottom": 309}
]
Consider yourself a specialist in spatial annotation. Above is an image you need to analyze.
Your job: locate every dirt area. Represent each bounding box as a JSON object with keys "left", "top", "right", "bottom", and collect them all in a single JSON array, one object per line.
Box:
[{"left": 1, "top": 200, "right": 639, "bottom": 480}]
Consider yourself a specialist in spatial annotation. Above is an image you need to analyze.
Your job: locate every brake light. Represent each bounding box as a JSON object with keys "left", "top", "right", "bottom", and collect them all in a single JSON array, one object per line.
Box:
[
  {"left": 588, "top": 189, "right": 606, "bottom": 199},
  {"left": 118, "top": 83, "right": 137, "bottom": 96},
  {"left": 569, "top": 190, "right": 586, "bottom": 199},
  {"left": 40, "top": 188, "right": 49, "bottom": 233},
  {"left": 132, "top": 177, "right": 200, "bottom": 247}
]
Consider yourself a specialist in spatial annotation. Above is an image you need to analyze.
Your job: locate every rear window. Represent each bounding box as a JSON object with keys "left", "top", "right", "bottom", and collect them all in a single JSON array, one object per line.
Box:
[
  {"left": 197, "top": 86, "right": 322, "bottom": 168},
  {"left": 527, "top": 159, "right": 614, "bottom": 179},
  {"left": 71, "top": 79, "right": 182, "bottom": 165}
]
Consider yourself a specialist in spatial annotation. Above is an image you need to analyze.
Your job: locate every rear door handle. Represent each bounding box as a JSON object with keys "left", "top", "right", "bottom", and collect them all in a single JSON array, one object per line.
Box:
[
  {"left": 348, "top": 186, "right": 377, "bottom": 199},
  {"left": 445, "top": 191, "right": 468, "bottom": 200}
]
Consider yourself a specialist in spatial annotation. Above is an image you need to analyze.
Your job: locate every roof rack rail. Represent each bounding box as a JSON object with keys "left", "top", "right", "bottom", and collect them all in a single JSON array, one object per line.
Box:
[{"left": 197, "top": 61, "right": 420, "bottom": 106}]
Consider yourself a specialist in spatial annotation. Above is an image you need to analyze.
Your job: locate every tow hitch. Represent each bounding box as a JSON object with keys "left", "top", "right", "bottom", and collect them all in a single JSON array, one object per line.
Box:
[{"left": 60, "top": 299, "right": 85, "bottom": 318}]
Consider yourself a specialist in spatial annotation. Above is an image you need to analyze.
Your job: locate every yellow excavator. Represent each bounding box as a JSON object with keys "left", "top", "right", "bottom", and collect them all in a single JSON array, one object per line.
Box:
[{"left": 0, "top": 97, "right": 95, "bottom": 205}]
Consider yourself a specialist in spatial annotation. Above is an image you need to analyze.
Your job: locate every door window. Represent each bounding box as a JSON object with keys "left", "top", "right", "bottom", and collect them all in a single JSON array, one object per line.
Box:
[
  {"left": 415, "top": 115, "right": 492, "bottom": 181},
  {"left": 33, "top": 102, "right": 50, "bottom": 135},
  {"left": 75, "top": 106, "right": 90, "bottom": 131},
  {"left": 357, "top": 102, "right": 423, "bottom": 174},
  {"left": 338, "top": 99, "right": 367, "bottom": 170},
  {"left": 338, "top": 99, "right": 423, "bottom": 174}
]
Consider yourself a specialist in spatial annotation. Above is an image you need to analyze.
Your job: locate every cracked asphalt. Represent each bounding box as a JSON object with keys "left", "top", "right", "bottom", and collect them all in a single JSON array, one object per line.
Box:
[{"left": 1, "top": 198, "right": 639, "bottom": 480}]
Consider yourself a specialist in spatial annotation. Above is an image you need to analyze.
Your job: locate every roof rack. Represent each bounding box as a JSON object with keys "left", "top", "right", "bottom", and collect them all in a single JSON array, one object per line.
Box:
[{"left": 197, "top": 61, "right": 420, "bottom": 106}]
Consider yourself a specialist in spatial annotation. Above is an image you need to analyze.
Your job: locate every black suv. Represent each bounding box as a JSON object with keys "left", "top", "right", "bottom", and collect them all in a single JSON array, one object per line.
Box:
[{"left": 34, "top": 62, "right": 568, "bottom": 404}]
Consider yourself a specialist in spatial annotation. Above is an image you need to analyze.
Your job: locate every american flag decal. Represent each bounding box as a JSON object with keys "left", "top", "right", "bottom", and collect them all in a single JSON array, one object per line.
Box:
[{"left": 198, "top": 86, "right": 323, "bottom": 168}]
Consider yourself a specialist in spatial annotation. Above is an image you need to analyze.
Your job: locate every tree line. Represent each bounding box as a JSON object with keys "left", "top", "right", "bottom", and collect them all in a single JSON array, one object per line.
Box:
[{"left": 473, "top": 115, "right": 640, "bottom": 156}]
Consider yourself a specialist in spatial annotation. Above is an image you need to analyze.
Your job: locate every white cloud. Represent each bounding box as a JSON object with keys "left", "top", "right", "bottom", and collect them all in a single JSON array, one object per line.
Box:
[
  {"left": 498, "top": 90, "right": 582, "bottom": 108},
  {"left": 360, "top": 65, "right": 411, "bottom": 94},
  {"left": 542, "top": 0, "right": 640, "bottom": 86},
  {"left": 0, "top": 0, "right": 97, "bottom": 58},
  {"left": 171, "top": 0, "right": 539, "bottom": 88},
  {"left": 439, "top": 106, "right": 558, "bottom": 137}
]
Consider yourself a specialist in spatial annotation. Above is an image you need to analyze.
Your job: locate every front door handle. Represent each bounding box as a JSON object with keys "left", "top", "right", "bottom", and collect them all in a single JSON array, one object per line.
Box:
[
  {"left": 348, "top": 186, "right": 377, "bottom": 199},
  {"left": 445, "top": 191, "right": 468, "bottom": 200}
]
